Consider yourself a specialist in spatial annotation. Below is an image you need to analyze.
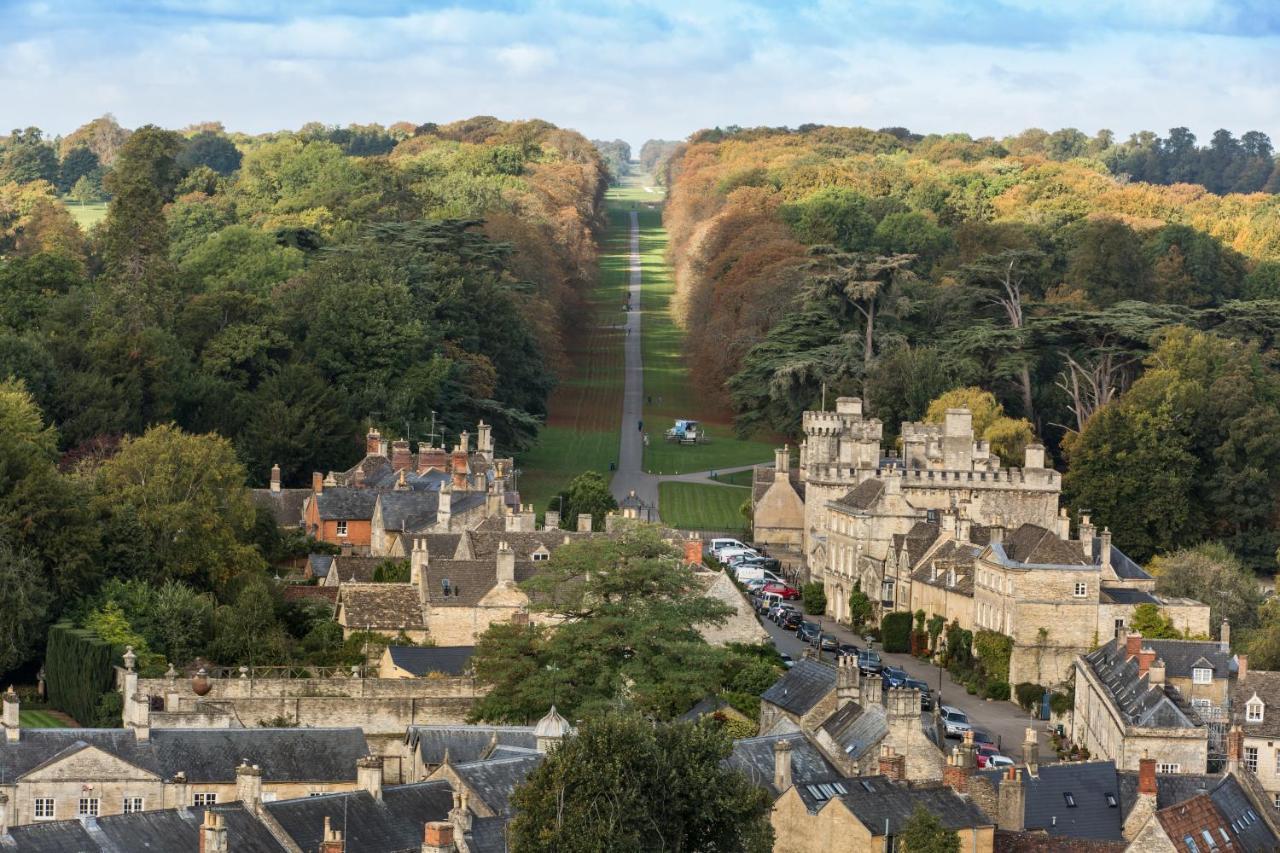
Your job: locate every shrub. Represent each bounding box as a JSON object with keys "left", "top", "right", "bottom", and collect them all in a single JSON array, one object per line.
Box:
[
  {"left": 848, "top": 584, "right": 874, "bottom": 631},
  {"left": 966, "top": 683, "right": 977, "bottom": 695},
  {"left": 973, "top": 630, "right": 1013, "bottom": 684},
  {"left": 1050, "top": 690, "right": 1073, "bottom": 717},
  {"left": 1015, "top": 682, "right": 1045, "bottom": 713},
  {"left": 882, "top": 612, "right": 913, "bottom": 653},
  {"left": 984, "top": 681, "right": 1011, "bottom": 701},
  {"left": 802, "top": 582, "right": 827, "bottom": 615}
]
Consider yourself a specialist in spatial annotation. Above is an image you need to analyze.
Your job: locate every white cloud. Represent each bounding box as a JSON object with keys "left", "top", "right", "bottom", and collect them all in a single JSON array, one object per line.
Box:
[{"left": 495, "top": 44, "right": 555, "bottom": 75}]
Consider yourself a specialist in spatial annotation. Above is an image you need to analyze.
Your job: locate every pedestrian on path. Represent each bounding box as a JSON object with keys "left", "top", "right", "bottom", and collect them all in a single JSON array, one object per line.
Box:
[{"left": 638, "top": 420, "right": 643, "bottom": 432}]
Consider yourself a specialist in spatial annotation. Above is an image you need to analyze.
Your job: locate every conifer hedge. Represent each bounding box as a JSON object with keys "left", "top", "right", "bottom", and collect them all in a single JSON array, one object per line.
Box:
[
  {"left": 45, "top": 623, "right": 118, "bottom": 726},
  {"left": 881, "top": 612, "right": 913, "bottom": 653}
]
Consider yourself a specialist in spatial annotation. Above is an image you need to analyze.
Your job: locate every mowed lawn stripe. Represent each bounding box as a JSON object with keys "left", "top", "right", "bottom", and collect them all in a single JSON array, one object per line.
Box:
[
  {"left": 20, "top": 710, "right": 69, "bottom": 728},
  {"left": 658, "top": 482, "right": 750, "bottom": 531}
]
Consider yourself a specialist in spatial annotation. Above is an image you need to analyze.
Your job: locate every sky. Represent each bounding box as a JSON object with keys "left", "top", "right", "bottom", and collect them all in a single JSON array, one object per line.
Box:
[{"left": 2, "top": 0, "right": 1279, "bottom": 150}]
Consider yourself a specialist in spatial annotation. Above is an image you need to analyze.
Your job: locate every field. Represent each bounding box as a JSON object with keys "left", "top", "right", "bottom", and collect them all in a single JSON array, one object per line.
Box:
[
  {"left": 63, "top": 199, "right": 109, "bottom": 230},
  {"left": 515, "top": 202, "right": 630, "bottom": 510},
  {"left": 713, "top": 468, "right": 756, "bottom": 487},
  {"left": 657, "top": 482, "right": 751, "bottom": 531},
  {"left": 634, "top": 203, "right": 775, "bottom": 475},
  {"left": 20, "top": 709, "right": 70, "bottom": 728}
]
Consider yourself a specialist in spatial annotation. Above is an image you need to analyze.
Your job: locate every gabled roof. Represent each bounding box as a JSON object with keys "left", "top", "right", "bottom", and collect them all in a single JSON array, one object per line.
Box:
[
  {"left": 1156, "top": 793, "right": 1242, "bottom": 851},
  {"left": 387, "top": 645, "right": 475, "bottom": 677},
  {"left": 725, "top": 732, "right": 840, "bottom": 797},
  {"left": 833, "top": 479, "right": 885, "bottom": 512},
  {"left": 315, "top": 487, "right": 379, "bottom": 521},
  {"left": 1083, "top": 641, "right": 1201, "bottom": 729},
  {"left": 265, "top": 782, "right": 453, "bottom": 852},
  {"left": 1092, "top": 539, "right": 1152, "bottom": 580},
  {"left": 1232, "top": 671, "right": 1280, "bottom": 737},
  {"left": 911, "top": 540, "right": 980, "bottom": 597},
  {"left": 331, "top": 555, "right": 392, "bottom": 583},
  {"left": 1144, "top": 639, "right": 1232, "bottom": 681},
  {"left": 819, "top": 701, "right": 887, "bottom": 761},
  {"left": 801, "top": 776, "right": 991, "bottom": 833},
  {"left": 337, "top": 583, "right": 425, "bottom": 629},
  {"left": 424, "top": 559, "right": 541, "bottom": 607},
  {"left": 451, "top": 754, "right": 545, "bottom": 816},
  {"left": 0, "top": 729, "right": 162, "bottom": 780},
  {"left": 406, "top": 725, "right": 535, "bottom": 766},
  {"left": 998, "top": 524, "right": 1090, "bottom": 567},
  {"left": 1, "top": 804, "right": 286, "bottom": 853},
  {"left": 760, "top": 659, "right": 836, "bottom": 716},
  {"left": 1206, "top": 772, "right": 1279, "bottom": 851},
  {"left": 308, "top": 553, "right": 334, "bottom": 577},
  {"left": 281, "top": 585, "right": 338, "bottom": 605},
  {"left": 251, "top": 488, "right": 310, "bottom": 528},
  {"left": 366, "top": 469, "right": 449, "bottom": 492},
  {"left": 978, "top": 761, "right": 1124, "bottom": 840},
  {"left": 150, "top": 728, "right": 369, "bottom": 782},
  {"left": 376, "top": 491, "right": 440, "bottom": 532}
]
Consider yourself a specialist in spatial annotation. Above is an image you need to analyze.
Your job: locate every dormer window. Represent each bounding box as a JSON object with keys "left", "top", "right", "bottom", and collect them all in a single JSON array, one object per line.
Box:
[
  {"left": 1193, "top": 667, "right": 1212, "bottom": 684},
  {"left": 1247, "top": 696, "right": 1264, "bottom": 723},
  {"left": 532, "top": 550, "right": 550, "bottom": 562}
]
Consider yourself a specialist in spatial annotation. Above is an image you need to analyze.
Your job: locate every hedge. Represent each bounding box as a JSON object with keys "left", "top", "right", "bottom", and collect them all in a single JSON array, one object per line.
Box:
[
  {"left": 45, "top": 623, "right": 119, "bottom": 727},
  {"left": 973, "top": 630, "right": 1013, "bottom": 684},
  {"left": 802, "top": 582, "right": 827, "bottom": 615},
  {"left": 881, "top": 612, "right": 913, "bottom": 653}
]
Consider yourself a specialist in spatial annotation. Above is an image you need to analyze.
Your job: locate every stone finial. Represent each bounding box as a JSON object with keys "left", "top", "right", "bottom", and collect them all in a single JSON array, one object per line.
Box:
[{"left": 123, "top": 646, "right": 137, "bottom": 672}]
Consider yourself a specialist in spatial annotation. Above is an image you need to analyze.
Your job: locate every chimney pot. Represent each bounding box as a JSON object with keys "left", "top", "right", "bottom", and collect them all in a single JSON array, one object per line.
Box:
[{"left": 1138, "top": 757, "right": 1157, "bottom": 795}]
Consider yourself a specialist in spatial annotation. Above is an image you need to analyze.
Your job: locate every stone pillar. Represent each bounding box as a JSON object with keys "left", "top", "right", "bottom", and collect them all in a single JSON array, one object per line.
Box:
[
  {"left": 0, "top": 793, "right": 8, "bottom": 836},
  {"left": 544, "top": 510, "right": 561, "bottom": 531},
  {"left": 775, "top": 445, "right": 789, "bottom": 481},
  {"left": 496, "top": 541, "right": 515, "bottom": 586},
  {"left": 422, "top": 822, "right": 457, "bottom": 853},
  {"left": 476, "top": 421, "right": 493, "bottom": 457},
  {"left": 358, "top": 755, "right": 384, "bottom": 801},
  {"left": 997, "top": 767, "right": 1025, "bottom": 832},
  {"left": 1023, "top": 443, "right": 1046, "bottom": 469},
  {"left": 773, "top": 738, "right": 793, "bottom": 792},
  {"left": 1221, "top": 619, "right": 1231, "bottom": 651},
  {"left": 449, "top": 789, "right": 473, "bottom": 834},
  {"left": 199, "top": 810, "right": 228, "bottom": 853},
  {"left": 269, "top": 463, "right": 281, "bottom": 493},
  {"left": 235, "top": 761, "right": 263, "bottom": 806},
  {"left": 1022, "top": 727, "right": 1039, "bottom": 775},
  {"left": 438, "top": 483, "right": 453, "bottom": 529},
  {"left": 2, "top": 686, "right": 19, "bottom": 743},
  {"left": 577, "top": 513, "right": 593, "bottom": 533},
  {"left": 165, "top": 664, "right": 180, "bottom": 712}
]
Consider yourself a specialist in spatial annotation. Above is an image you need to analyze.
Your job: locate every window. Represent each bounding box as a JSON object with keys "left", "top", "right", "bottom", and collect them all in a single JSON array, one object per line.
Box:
[
  {"left": 1202, "top": 829, "right": 1217, "bottom": 850},
  {"left": 1247, "top": 700, "right": 1264, "bottom": 722},
  {"left": 1184, "top": 837, "right": 1200, "bottom": 853},
  {"left": 1246, "top": 747, "right": 1259, "bottom": 773},
  {"left": 78, "top": 798, "right": 99, "bottom": 817},
  {"left": 309, "top": 792, "right": 324, "bottom": 797},
  {"left": 123, "top": 797, "right": 144, "bottom": 814},
  {"left": 1273, "top": 792, "right": 1280, "bottom": 809},
  {"left": 532, "top": 551, "right": 549, "bottom": 562},
  {"left": 1115, "top": 618, "right": 1125, "bottom": 633},
  {"left": 336, "top": 520, "right": 348, "bottom": 537},
  {"left": 1105, "top": 793, "right": 1118, "bottom": 808},
  {"left": 33, "top": 798, "right": 55, "bottom": 820},
  {"left": 1074, "top": 582, "right": 1088, "bottom": 597},
  {"left": 1063, "top": 792, "right": 1076, "bottom": 807},
  {"left": 193, "top": 793, "right": 218, "bottom": 807},
  {"left": 1192, "top": 698, "right": 1211, "bottom": 709},
  {"left": 1193, "top": 667, "right": 1212, "bottom": 684},
  {"left": 1158, "top": 763, "right": 1181, "bottom": 774}
]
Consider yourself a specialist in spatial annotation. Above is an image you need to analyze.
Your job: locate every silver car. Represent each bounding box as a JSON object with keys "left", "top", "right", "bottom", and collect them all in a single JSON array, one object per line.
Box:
[{"left": 940, "top": 705, "right": 972, "bottom": 738}]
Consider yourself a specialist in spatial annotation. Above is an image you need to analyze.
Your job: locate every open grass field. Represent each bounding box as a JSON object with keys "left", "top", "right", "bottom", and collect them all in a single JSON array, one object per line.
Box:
[
  {"left": 713, "top": 468, "right": 757, "bottom": 487},
  {"left": 658, "top": 482, "right": 751, "bottom": 531},
  {"left": 20, "top": 709, "right": 70, "bottom": 728},
  {"left": 62, "top": 199, "right": 109, "bottom": 230},
  {"left": 515, "top": 201, "right": 631, "bottom": 510}
]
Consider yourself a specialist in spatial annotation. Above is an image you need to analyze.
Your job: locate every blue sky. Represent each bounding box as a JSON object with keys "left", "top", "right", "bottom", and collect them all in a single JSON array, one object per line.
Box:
[{"left": 2, "top": 0, "right": 1278, "bottom": 149}]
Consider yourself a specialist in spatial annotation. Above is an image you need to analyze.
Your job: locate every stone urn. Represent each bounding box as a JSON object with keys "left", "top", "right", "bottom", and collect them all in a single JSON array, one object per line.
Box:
[{"left": 191, "top": 668, "right": 212, "bottom": 697}]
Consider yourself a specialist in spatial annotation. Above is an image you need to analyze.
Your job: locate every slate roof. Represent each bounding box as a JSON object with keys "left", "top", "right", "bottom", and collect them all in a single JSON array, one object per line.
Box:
[
  {"left": 308, "top": 553, "right": 334, "bottom": 577},
  {"left": 2, "top": 805, "right": 288, "bottom": 852},
  {"left": 466, "top": 816, "right": 511, "bottom": 853},
  {"left": 388, "top": 645, "right": 475, "bottom": 676},
  {"left": 377, "top": 491, "right": 440, "bottom": 532},
  {"left": 725, "top": 732, "right": 841, "bottom": 797},
  {"left": 819, "top": 701, "right": 887, "bottom": 762},
  {"left": 337, "top": 583, "right": 425, "bottom": 629},
  {"left": 1084, "top": 640, "right": 1202, "bottom": 729},
  {"left": 366, "top": 469, "right": 449, "bottom": 492},
  {"left": 1117, "top": 770, "right": 1220, "bottom": 815},
  {"left": 2, "top": 819, "right": 97, "bottom": 851},
  {"left": 424, "top": 559, "right": 541, "bottom": 607},
  {"left": 1100, "top": 587, "right": 1159, "bottom": 605},
  {"left": 150, "top": 728, "right": 368, "bottom": 782},
  {"left": 451, "top": 754, "right": 544, "bottom": 816},
  {"left": 1206, "top": 773, "right": 1280, "bottom": 851},
  {"left": 1232, "top": 671, "right": 1280, "bottom": 737},
  {"left": 760, "top": 659, "right": 836, "bottom": 716},
  {"left": 265, "top": 782, "right": 453, "bottom": 853},
  {"left": 1091, "top": 539, "right": 1152, "bottom": 580},
  {"left": 978, "top": 761, "right": 1125, "bottom": 841},
  {"left": 332, "top": 454, "right": 394, "bottom": 488},
  {"left": 1144, "top": 639, "right": 1232, "bottom": 681},
  {"left": 331, "top": 555, "right": 392, "bottom": 583},
  {"left": 315, "top": 488, "right": 379, "bottom": 521},
  {"left": 798, "top": 777, "right": 992, "bottom": 832},
  {"left": 998, "top": 524, "right": 1090, "bottom": 567},
  {"left": 251, "top": 488, "right": 310, "bottom": 528},
  {"left": 834, "top": 479, "right": 885, "bottom": 512},
  {"left": 911, "top": 540, "right": 981, "bottom": 597},
  {"left": 677, "top": 696, "right": 736, "bottom": 722},
  {"left": 0, "top": 729, "right": 163, "bottom": 780}
]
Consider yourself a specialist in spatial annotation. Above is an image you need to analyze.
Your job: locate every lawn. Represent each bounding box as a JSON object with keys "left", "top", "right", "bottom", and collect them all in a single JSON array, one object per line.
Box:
[
  {"left": 20, "top": 709, "right": 69, "bottom": 728},
  {"left": 658, "top": 482, "right": 751, "bottom": 532},
  {"left": 62, "top": 199, "right": 109, "bottom": 230},
  {"left": 713, "top": 468, "right": 757, "bottom": 487}
]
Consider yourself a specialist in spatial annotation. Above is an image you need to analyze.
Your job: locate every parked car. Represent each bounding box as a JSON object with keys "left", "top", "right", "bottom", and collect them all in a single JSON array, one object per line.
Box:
[
  {"left": 732, "top": 555, "right": 782, "bottom": 572},
  {"left": 901, "top": 678, "right": 934, "bottom": 710},
  {"left": 940, "top": 705, "right": 971, "bottom": 738},
  {"left": 773, "top": 604, "right": 799, "bottom": 624},
  {"left": 780, "top": 611, "right": 803, "bottom": 630},
  {"left": 813, "top": 633, "right": 838, "bottom": 652},
  {"left": 836, "top": 643, "right": 861, "bottom": 658},
  {"left": 971, "top": 729, "right": 996, "bottom": 749},
  {"left": 708, "top": 538, "right": 751, "bottom": 555},
  {"left": 735, "top": 566, "right": 784, "bottom": 585},
  {"left": 856, "top": 649, "right": 883, "bottom": 675},
  {"left": 762, "top": 582, "right": 801, "bottom": 600},
  {"left": 976, "top": 745, "right": 1015, "bottom": 769},
  {"left": 797, "top": 622, "right": 822, "bottom": 643},
  {"left": 880, "top": 666, "right": 908, "bottom": 688},
  {"left": 715, "top": 547, "right": 758, "bottom": 563},
  {"left": 779, "top": 653, "right": 795, "bottom": 669}
]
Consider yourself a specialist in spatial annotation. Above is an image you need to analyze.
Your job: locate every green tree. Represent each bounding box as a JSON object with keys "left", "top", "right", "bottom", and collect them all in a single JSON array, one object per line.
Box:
[
  {"left": 469, "top": 526, "right": 735, "bottom": 722},
  {"left": 556, "top": 470, "right": 618, "bottom": 531},
  {"left": 0, "top": 541, "right": 52, "bottom": 677},
  {"left": 208, "top": 575, "right": 290, "bottom": 664},
  {"left": 1130, "top": 603, "right": 1182, "bottom": 639},
  {"left": 1149, "top": 543, "right": 1262, "bottom": 640},
  {"left": 69, "top": 174, "right": 103, "bottom": 205},
  {"left": 508, "top": 713, "right": 773, "bottom": 853},
  {"left": 59, "top": 146, "right": 101, "bottom": 194},
  {"left": 924, "top": 387, "right": 1035, "bottom": 467},
  {"left": 95, "top": 424, "right": 263, "bottom": 588},
  {"left": 802, "top": 582, "right": 827, "bottom": 615},
  {"left": 900, "top": 805, "right": 961, "bottom": 853},
  {"left": 848, "top": 583, "right": 874, "bottom": 632},
  {"left": 177, "top": 131, "right": 243, "bottom": 175}
]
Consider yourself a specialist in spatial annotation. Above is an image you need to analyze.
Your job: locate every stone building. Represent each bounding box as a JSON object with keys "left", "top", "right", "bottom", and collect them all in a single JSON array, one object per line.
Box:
[
  {"left": 750, "top": 445, "right": 805, "bottom": 568},
  {"left": 1228, "top": 661, "right": 1280, "bottom": 809}
]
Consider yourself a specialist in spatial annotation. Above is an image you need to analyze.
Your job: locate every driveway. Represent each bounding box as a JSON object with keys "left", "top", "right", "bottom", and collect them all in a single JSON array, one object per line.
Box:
[{"left": 758, "top": 608, "right": 1052, "bottom": 762}]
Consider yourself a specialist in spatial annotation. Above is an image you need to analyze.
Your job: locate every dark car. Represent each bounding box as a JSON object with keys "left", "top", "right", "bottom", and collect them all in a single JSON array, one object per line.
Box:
[
  {"left": 796, "top": 621, "right": 821, "bottom": 643},
  {"left": 735, "top": 556, "right": 782, "bottom": 572},
  {"left": 902, "top": 678, "right": 934, "bottom": 710},
  {"left": 813, "top": 633, "right": 838, "bottom": 652},
  {"left": 881, "top": 666, "right": 908, "bottom": 688},
  {"left": 836, "top": 643, "right": 861, "bottom": 658},
  {"left": 769, "top": 603, "right": 798, "bottom": 623},
  {"left": 780, "top": 610, "right": 803, "bottom": 630},
  {"left": 857, "top": 649, "right": 883, "bottom": 675},
  {"left": 778, "top": 653, "right": 795, "bottom": 669}
]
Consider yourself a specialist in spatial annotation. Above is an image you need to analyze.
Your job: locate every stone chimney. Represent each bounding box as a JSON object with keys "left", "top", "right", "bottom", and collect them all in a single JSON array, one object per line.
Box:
[
  {"left": 1099, "top": 527, "right": 1113, "bottom": 572},
  {"left": 682, "top": 539, "right": 702, "bottom": 566},
  {"left": 1148, "top": 657, "right": 1166, "bottom": 687},
  {"left": 458, "top": 431, "right": 470, "bottom": 453},
  {"left": 422, "top": 821, "right": 457, "bottom": 853},
  {"left": 1136, "top": 647, "right": 1156, "bottom": 678},
  {"left": 956, "top": 511, "right": 972, "bottom": 544},
  {"left": 437, "top": 482, "right": 452, "bottom": 530},
  {"left": 997, "top": 767, "right": 1026, "bottom": 832},
  {"left": 312, "top": 471, "right": 324, "bottom": 494},
  {"left": 943, "top": 751, "right": 972, "bottom": 794},
  {"left": 577, "top": 513, "right": 593, "bottom": 533},
  {"left": 1056, "top": 507, "right": 1071, "bottom": 540},
  {"left": 391, "top": 440, "right": 413, "bottom": 472},
  {"left": 418, "top": 444, "right": 448, "bottom": 473},
  {"left": 987, "top": 523, "right": 1004, "bottom": 545},
  {"left": 519, "top": 504, "right": 536, "bottom": 531},
  {"left": 958, "top": 729, "right": 978, "bottom": 770},
  {"left": 878, "top": 745, "right": 906, "bottom": 782},
  {"left": 357, "top": 755, "right": 383, "bottom": 801},
  {"left": 1125, "top": 632, "right": 1143, "bottom": 660},
  {"left": 774, "top": 445, "right": 789, "bottom": 482},
  {"left": 1237, "top": 654, "right": 1248, "bottom": 682},
  {"left": 199, "top": 810, "right": 228, "bottom": 853},
  {"left": 366, "top": 428, "right": 383, "bottom": 457},
  {"left": 496, "top": 541, "right": 515, "bottom": 586},
  {"left": 1022, "top": 727, "right": 1039, "bottom": 776},
  {"left": 1023, "top": 443, "right": 1046, "bottom": 469},
  {"left": 1139, "top": 757, "right": 1156, "bottom": 796},
  {"left": 2, "top": 686, "right": 19, "bottom": 742},
  {"left": 1079, "top": 512, "right": 1095, "bottom": 559},
  {"left": 411, "top": 536, "right": 427, "bottom": 587},
  {"left": 1221, "top": 619, "right": 1231, "bottom": 651},
  {"left": 450, "top": 449, "right": 469, "bottom": 490},
  {"left": 320, "top": 816, "right": 345, "bottom": 853},
  {"left": 886, "top": 687, "right": 920, "bottom": 721},
  {"left": 1227, "top": 725, "right": 1244, "bottom": 773},
  {"left": 477, "top": 421, "right": 493, "bottom": 456},
  {"left": 773, "top": 738, "right": 793, "bottom": 792},
  {"left": 449, "top": 789, "right": 473, "bottom": 834},
  {"left": 544, "top": 510, "right": 561, "bottom": 531},
  {"left": 860, "top": 673, "right": 883, "bottom": 707},
  {"left": 235, "top": 760, "right": 263, "bottom": 806},
  {"left": 835, "top": 656, "right": 860, "bottom": 708},
  {"left": 270, "top": 463, "right": 281, "bottom": 493}
]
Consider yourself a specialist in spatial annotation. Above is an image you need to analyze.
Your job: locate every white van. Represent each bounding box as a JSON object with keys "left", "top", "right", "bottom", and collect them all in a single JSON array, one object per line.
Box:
[
  {"left": 709, "top": 538, "right": 751, "bottom": 556},
  {"left": 735, "top": 566, "right": 783, "bottom": 584},
  {"left": 716, "top": 547, "right": 758, "bottom": 563}
]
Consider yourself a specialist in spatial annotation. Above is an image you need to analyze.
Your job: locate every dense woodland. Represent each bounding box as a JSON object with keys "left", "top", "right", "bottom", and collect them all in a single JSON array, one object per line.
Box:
[
  {"left": 0, "top": 115, "right": 608, "bottom": 684},
  {"left": 663, "top": 124, "right": 1280, "bottom": 578}
]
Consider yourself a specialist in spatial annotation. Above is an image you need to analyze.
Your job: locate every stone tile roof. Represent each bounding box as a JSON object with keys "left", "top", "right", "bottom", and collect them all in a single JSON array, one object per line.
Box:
[
  {"left": 265, "top": 782, "right": 453, "bottom": 852},
  {"left": 251, "top": 488, "right": 311, "bottom": 528},
  {"left": 0, "top": 729, "right": 163, "bottom": 780},
  {"left": 366, "top": 469, "right": 449, "bottom": 492},
  {"left": 994, "top": 830, "right": 1127, "bottom": 852},
  {"left": 405, "top": 725, "right": 536, "bottom": 769},
  {"left": 1156, "top": 793, "right": 1242, "bottom": 851},
  {"left": 337, "top": 583, "right": 425, "bottom": 629},
  {"left": 978, "top": 761, "right": 1124, "bottom": 841},
  {"left": 760, "top": 659, "right": 836, "bottom": 716},
  {"left": 332, "top": 556, "right": 396, "bottom": 583},
  {"left": 315, "top": 487, "right": 379, "bottom": 521},
  {"left": 377, "top": 491, "right": 440, "bottom": 532},
  {"left": 1144, "top": 639, "right": 1232, "bottom": 681},
  {"left": 911, "top": 540, "right": 980, "bottom": 597},
  {"left": 798, "top": 777, "right": 991, "bottom": 831},
  {"left": 1, "top": 804, "right": 285, "bottom": 853},
  {"left": 1232, "top": 671, "right": 1280, "bottom": 737},
  {"left": 892, "top": 521, "right": 941, "bottom": 568},
  {"left": 999, "top": 524, "right": 1090, "bottom": 567},
  {"left": 452, "top": 754, "right": 545, "bottom": 816},
  {"left": 280, "top": 585, "right": 338, "bottom": 605},
  {"left": 1084, "top": 640, "right": 1201, "bottom": 729},
  {"left": 834, "top": 479, "right": 885, "bottom": 511},
  {"left": 819, "top": 701, "right": 887, "bottom": 762},
  {"left": 387, "top": 645, "right": 475, "bottom": 676},
  {"left": 151, "top": 728, "right": 368, "bottom": 783},
  {"left": 423, "top": 559, "right": 541, "bottom": 606},
  {"left": 1117, "top": 770, "right": 1222, "bottom": 815},
  {"left": 725, "top": 732, "right": 841, "bottom": 797}
]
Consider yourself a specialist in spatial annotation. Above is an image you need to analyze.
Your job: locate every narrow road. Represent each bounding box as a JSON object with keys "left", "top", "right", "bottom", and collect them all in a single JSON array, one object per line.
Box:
[{"left": 611, "top": 211, "right": 660, "bottom": 509}]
